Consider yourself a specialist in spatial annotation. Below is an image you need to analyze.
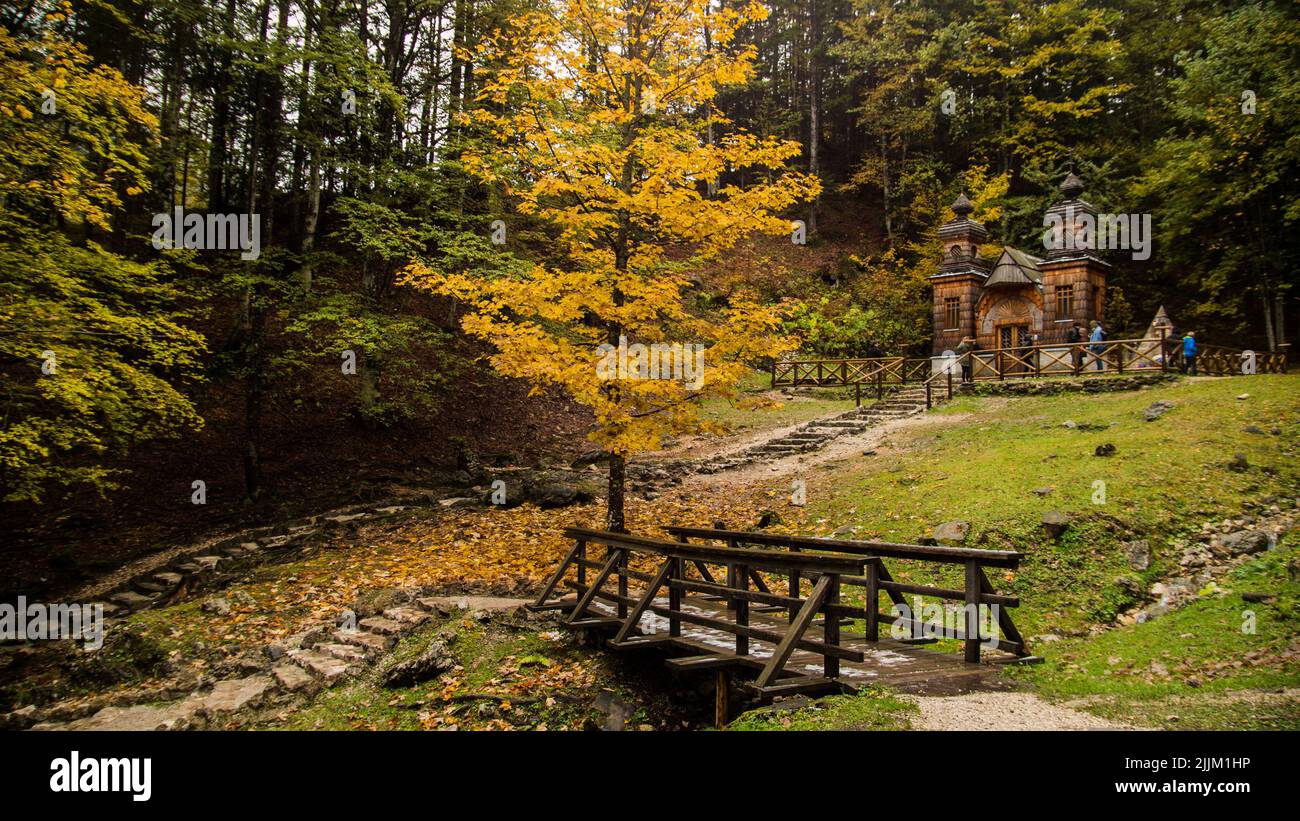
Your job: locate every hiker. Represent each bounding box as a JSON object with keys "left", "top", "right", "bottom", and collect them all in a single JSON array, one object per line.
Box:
[
  {"left": 1089, "top": 320, "right": 1106, "bottom": 371},
  {"left": 1066, "top": 322, "right": 1084, "bottom": 372},
  {"left": 955, "top": 336, "right": 975, "bottom": 382},
  {"left": 1181, "top": 330, "right": 1198, "bottom": 376}
]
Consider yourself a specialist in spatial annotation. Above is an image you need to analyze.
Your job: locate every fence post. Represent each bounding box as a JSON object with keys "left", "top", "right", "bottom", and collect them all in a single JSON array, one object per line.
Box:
[
  {"left": 1116, "top": 341, "right": 1125, "bottom": 374},
  {"left": 617, "top": 548, "right": 629, "bottom": 619},
  {"left": 1159, "top": 329, "right": 1168, "bottom": 373},
  {"left": 668, "top": 557, "right": 681, "bottom": 638},
  {"left": 865, "top": 560, "right": 879, "bottom": 642},
  {"left": 735, "top": 563, "right": 749, "bottom": 656},
  {"left": 947, "top": 368, "right": 953, "bottom": 399},
  {"left": 964, "top": 560, "right": 981, "bottom": 664},
  {"left": 926, "top": 381, "right": 932, "bottom": 410},
  {"left": 855, "top": 382, "right": 861, "bottom": 407},
  {"left": 823, "top": 575, "right": 841, "bottom": 679}
]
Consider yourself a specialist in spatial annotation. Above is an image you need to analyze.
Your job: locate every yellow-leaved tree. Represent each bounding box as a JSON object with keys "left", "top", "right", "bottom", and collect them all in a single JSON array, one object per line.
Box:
[{"left": 403, "top": 0, "right": 819, "bottom": 530}]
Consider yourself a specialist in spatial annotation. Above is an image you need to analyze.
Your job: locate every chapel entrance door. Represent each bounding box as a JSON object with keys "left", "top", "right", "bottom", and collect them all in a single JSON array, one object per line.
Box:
[{"left": 999, "top": 324, "right": 1030, "bottom": 374}]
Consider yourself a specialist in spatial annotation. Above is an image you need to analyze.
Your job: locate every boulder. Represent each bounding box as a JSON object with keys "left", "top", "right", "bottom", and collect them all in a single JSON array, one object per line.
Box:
[
  {"left": 379, "top": 641, "right": 453, "bottom": 689},
  {"left": 1123, "top": 540, "right": 1151, "bottom": 571},
  {"left": 932, "top": 521, "right": 970, "bottom": 546},
  {"left": 1226, "top": 453, "right": 1249, "bottom": 473},
  {"left": 1094, "top": 443, "right": 1116, "bottom": 457},
  {"left": 201, "top": 597, "right": 231, "bottom": 616},
  {"left": 1041, "top": 511, "right": 1071, "bottom": 539},
  {"left": 1217, "top": 530, "right": 1270, "bottom": 555},
  {"left": 1143, "top": 400, "right": 1175, "bottom": 422}
]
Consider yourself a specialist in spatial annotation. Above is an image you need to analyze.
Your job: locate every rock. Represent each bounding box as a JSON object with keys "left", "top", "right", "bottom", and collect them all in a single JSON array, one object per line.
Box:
[
  {"left": 1032, "top": 487, "right": 1053, "bottom": 497},
  {"left": 1123, "top": 540, "right": 1151, "bottom": 571},
  {"left": 359, "top": 616, "right": 404, "bottom": 636},
  {"left": 201, "top": 675, "right": 275, "bottom": 714},
  {"left": 1094, "top": 443, "right": 1116, "bottom": 457},
  {"left": 757, "top": 510, "right": 782, "bottom": 528},
  {"left": 201, "top": 597, "right": 231, "bottom": 616},
  {"left": 1242, "top": 425, "right": 1265, "bottom": 435},
  {"left": 1063, "top": 420, "right": 1077, "bottom": 429},
  {"left": 58, "top": 697, "right": 204, "bottom": 731},
  {"left": 379, "top": 641, "right": 453, "bottom": 688},
  {"left": 1270, "top": 426, "right": 1282, "bottom": 436},
  {"left": 1149, "top": 661, "right": 1169, "bottom": 677},
  {"left": 1236, "top": 393, "right": 1250, "bottom": 400},
  {"left": 831, "top": 525, "right": 860, "bottom": 538},
  {"left": 230, "top": 590, "right": 255, "bottom": 607},
  {"left": 1226, "top": 453, "right": 1249, "bottom": 472},
  {"left": 1143, "top": 400, "right": 1175, "bottom": 421},
  {"left": 438, "top": 496, "right": 478, "bottom": 508},
  {"left": 570, "top": 450, "right": 611, "bottom": 469},
  {"left": 1041, "top": 511, "right": 1072, "bottom": 539},
  {"left": 288, "top": 649, "right": 356, "bottom": 683},
  {"left": 932, "top": 520, "right": 970, "bottom": 546},
  {"left": 589, "top": 690, "right": 635, "bottom": 731},
  {"left": 419, "top": 595, "right": 529, "bottom": 613},
  {"left": 530, "top": 483, "right": 593, "bottom": 510},
  {"left": 1241, "top": 592, "right": 1274, "bottom": 603},
  {"left": 272, "top": 664, "right": 318, "bottom": 692},
  {"left": 1218, "top": 530, "right": 1269, "bottom": 555}
]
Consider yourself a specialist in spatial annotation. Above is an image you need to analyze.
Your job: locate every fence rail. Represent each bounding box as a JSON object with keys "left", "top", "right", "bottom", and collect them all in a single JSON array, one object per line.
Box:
[{"left": 774, "top": 336, "right": 1287, "bottom": 389}]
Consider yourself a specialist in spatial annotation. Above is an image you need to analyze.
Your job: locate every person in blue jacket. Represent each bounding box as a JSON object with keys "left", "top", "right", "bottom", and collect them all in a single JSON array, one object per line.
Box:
[
  {"left": 1089, "top": 320, "right": 1106, "bottom": 371},
  {"left": 1181, "top": 330, "right": 1198, "bottom": 375}
]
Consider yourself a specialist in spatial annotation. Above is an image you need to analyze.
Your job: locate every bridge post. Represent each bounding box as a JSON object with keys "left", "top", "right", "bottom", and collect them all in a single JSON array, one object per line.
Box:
[
  {"left": 735, "top": 563, "right": 749, "bottom": 656},
  {"left": 714, "top": 669, "right": 730, "bottom": 728},
  {"left": 864, "top": 560, "right": 879, "bottom": 642},
  {"left": 823, "top": 575, "right": 841, "bottom": 679},
  {"left": 964, "top": 560, "right": 981, "bottom": 664}
]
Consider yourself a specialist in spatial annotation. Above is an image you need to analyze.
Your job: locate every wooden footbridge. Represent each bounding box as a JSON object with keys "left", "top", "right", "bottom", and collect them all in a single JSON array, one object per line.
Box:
[{"left": 529, "top": 526, "right": 1038, "bottom": 724}]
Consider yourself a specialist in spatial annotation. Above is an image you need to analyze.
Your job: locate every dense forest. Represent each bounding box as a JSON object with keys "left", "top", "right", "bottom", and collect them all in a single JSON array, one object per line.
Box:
[{"left": 1, "top": 1, "right": 1296, "bottom": 563}]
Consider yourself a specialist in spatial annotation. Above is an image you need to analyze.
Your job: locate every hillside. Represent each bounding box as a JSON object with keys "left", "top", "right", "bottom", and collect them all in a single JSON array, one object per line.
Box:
[{"left": 5, "top": 374, "right": 1295, "bottom": 731}]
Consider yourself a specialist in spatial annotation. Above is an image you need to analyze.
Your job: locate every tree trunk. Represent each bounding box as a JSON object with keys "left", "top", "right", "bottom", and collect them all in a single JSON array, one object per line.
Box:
[{"left": 606, "top": 454, "right": 626, "bottom": 533}]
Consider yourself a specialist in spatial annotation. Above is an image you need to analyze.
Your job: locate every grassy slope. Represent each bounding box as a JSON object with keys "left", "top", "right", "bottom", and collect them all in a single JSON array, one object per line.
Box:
[{"left": 733, "top": 374, "right": 1300, "bottom": 729}]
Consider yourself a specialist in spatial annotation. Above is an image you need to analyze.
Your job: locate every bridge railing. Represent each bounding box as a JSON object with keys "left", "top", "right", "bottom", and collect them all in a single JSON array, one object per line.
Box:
[
  {"left": 530, "top": 527, "right": 871, "bottom": 695},
  {"left": 664, "top": 526, "right": 1029, "bottom": 665}
]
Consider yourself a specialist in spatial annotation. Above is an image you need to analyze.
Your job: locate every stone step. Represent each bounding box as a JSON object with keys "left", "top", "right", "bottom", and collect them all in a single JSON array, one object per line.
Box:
[
  {"left": 220, "top": 542, "right": 262, "bottom": 558},
  {"left": 315, "top": 642, "right": 371, "bottom": 663},
  {"left": 288, "top": 649, "right": 357, "bottom": 683},
  {"left": 109, "top": 591, "right": 157, "bottom": 611},
  {"left": 359, "top": 616, "right": 404, "bottom": 636},
  {"left": 272, "top": 663, "right": 319, "bottom": 693},
  {"left": 190, "top": 555, "right": 224, "bottom": 570},
  {"left": 382, "top": 606, "right": 431, "bottom": 626},
  {"left": 334, "top": 629, "right": 394, "bottom": 653},
  {"left": 131, "top": 579, "right": 169, "bottom": 594},
  {"left": 152, "top": 572, "right": 185, "bottom": 587},
  {"left": 200, "top": 675, "right": 275, "bottom": 715}
]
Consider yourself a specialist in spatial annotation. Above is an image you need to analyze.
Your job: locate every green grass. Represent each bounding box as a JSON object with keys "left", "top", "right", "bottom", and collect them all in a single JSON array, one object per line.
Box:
[
  {"left": 1009, "top": 532, "right": 1300, "bottom": 729},
  {"left": 727, "top": 688, "right": 917, "bottom": 731},
  {"left": 695, "top": 367, "right": 858, "bottom": 435},
  {"left": 786, "top": 374, "right": 1299, "bottom": 639}
]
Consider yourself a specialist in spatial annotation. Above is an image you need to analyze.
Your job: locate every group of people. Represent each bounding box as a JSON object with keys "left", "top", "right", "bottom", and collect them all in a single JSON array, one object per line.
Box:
[{"left": 948, "top": 321, "right": 1199, "bottom": 379}]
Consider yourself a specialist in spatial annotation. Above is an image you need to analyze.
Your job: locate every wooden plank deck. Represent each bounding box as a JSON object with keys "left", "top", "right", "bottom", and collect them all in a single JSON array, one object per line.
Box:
[{"left": 590, "top": 593, "right": 1010, "bottom": 696}]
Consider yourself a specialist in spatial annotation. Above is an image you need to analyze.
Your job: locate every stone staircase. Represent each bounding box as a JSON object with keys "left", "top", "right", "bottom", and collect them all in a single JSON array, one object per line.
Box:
[
  {"left": 627, "top": 385, "right": 932, "bottom": 493},
  {"left": 14, "top": 593, "right": 531, "bottom": 731}
]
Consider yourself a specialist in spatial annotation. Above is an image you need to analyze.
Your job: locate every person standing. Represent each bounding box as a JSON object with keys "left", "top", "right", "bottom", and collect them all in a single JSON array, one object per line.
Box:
[
  {"left": 1089, "top": 320, "right": 1106, "bottom": 371},
  {"left": 955, "top": 336, "right": 974, "bottom": 382},
  {"left": 1066, "top": 322, "right": 1084, "bottom": 372},
  {"left": 1181, "top": 330, "right": 1198, "bottom": 376}
]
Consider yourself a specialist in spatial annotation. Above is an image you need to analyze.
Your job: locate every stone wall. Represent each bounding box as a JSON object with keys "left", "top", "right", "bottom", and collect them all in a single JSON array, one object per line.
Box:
[{"left": 961, "top": 372, "right": 1179, "bottom": 397}]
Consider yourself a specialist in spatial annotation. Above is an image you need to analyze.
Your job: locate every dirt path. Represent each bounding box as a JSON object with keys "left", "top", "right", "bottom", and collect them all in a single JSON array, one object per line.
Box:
[
  {"left": 678, "top": 406, "right": 975, "bottom": 493},
  {"left": 907, "top": 692, "right": 1135, "bottom": 731}
]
